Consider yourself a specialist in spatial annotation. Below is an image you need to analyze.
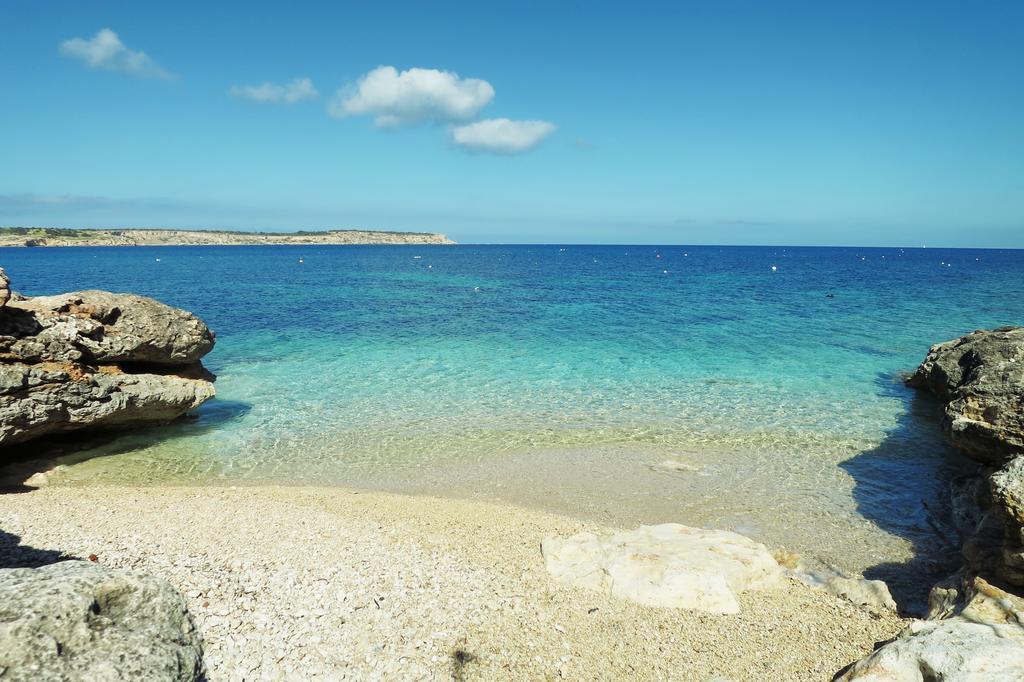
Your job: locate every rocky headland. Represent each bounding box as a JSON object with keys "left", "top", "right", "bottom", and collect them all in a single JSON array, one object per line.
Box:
[
  {"left": 0, "top": 227, "right": 454, "bottom": 247},
  {"left": 837, "top": 326, "right": 1024, "bottom": 679},
  {"left": 0, "top": 268, "right": 216, "bottom": 450},
  {"left": 907, "top": 327, "right": 1024, "bottom": 588}
]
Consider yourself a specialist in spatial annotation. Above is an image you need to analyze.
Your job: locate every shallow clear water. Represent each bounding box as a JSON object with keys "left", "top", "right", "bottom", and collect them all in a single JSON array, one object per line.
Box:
[{"left": 4, "top": 244, "right": 1023, "bottom": 586}]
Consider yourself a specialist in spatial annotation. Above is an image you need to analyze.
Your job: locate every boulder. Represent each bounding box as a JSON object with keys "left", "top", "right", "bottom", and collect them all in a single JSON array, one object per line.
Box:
[
  {"left": 0, "top": 560, "right": 204, "bottom": 681},
  {"left": 908, "top": 327, "right": 1024, "bottom": 465},
  {"left": 541, "top": 523, "right": 783, "bottom": 614},
  {"left": 0, "top": 362, "right": 215, "bottom": 448},
  {"left": 837, "top": 619, "right": 1024, "bottom": 681},
  {"left": 2, "top": 291, "right": 215, "bottom": 365},
  {"left": 789, "top": 565, "right": 897, "bottom": 612},
  {"left": 0, "top": 268, "right": 9, "bottom": 308},
  {"left": 0, "top": 277, "right": 216, "bottom": 451},
  {"left": 927, "top": 572, "right": 1024, "bottom": 624}
]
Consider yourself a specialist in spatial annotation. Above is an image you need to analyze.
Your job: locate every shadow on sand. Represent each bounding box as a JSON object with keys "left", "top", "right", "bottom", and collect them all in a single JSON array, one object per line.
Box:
[
  {"left": 839, "top": 373, "right": 976, "bottom": 615},
  {"left": 0, "top": 398, "right": 252, "bottom": 492},
  {"left": 0, "top": 528, "right": 73, "bottom": 569}
]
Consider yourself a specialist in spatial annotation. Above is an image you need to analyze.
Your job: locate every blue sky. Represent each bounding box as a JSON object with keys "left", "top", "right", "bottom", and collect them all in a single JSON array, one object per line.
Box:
[{"left": 1, "top": 1, "right": 1022, "bottom": 246}]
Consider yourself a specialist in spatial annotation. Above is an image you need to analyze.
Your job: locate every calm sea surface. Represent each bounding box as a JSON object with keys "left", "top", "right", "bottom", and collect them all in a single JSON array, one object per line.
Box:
[{"left": 5, "top": 244, "right": 1024, "bottom": 586}]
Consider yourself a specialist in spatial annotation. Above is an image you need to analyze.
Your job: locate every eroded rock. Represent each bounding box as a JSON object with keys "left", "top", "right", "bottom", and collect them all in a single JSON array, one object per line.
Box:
[
  {"left": 2, "top": 290, "right": 215, "bottom": 365},
  {"left": 908, "top": 327, "right": 1024, "bottom": 464},
  {"left": 909, "top": 327, "right": 1024, "bottom": 588},
  {"left": 0, "top": 560, "right": 204, "bottom": 681},
  {"left": 0, "top": 268, "right": 9, "bottom": 308},
  {"left": 0, "top": 362, "right": 215, "bottom": 448},
  {"left": 789, "top": 565, "right": 897, "bottom": 613},
  {"left": 0, "top": 278, "right": 216, "bottom": 450},
  {"left": 541, "top": 523, "right": 783, "bottom": 614},
  {"left": 837, "top": 618, "right": 1024, "bottom": 681}
]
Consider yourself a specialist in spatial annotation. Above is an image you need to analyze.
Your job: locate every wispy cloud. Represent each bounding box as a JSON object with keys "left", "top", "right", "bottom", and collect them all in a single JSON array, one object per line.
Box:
[
  {"left": 329, "top": 66, "right": 494, "bottom": 126},
  {"left": 229, "top": 77, "right": 319, "bottom": 104},
  {"left": 451, "top": 119, "right": 556, "bottom": 154},
  {"left": 59, "top": 28, "right": 171, "bottom": 79}
]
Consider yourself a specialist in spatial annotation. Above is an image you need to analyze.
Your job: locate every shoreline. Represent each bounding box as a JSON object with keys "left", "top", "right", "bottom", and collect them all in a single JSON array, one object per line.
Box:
[
  {"left": 11, "top": 431, "right": 948, "bottom": 605},
  {"left": 0, "top": 228, "right": 455, "bottom": 247},
  {"left": 0, "top": 483, "right": 904, "bottom": 680}
]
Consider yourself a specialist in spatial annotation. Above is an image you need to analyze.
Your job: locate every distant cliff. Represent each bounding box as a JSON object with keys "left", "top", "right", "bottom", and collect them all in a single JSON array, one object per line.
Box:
[{"left": 0, "top": 227, "right": 455, "bottom": 247}]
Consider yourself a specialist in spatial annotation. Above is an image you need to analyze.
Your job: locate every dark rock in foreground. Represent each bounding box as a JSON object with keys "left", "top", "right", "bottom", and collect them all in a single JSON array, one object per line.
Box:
[
  {"left": 0, "top": 561, "right": 204, "bottom": 681},
  {"left": 0, "top": 276, "right": 216, "bottom": 450}
]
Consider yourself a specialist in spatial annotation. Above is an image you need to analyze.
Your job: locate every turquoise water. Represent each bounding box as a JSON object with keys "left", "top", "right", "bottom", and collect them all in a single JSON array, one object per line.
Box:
[{"left": 4, "top": 244, "right": 1024, "bottom": 583}]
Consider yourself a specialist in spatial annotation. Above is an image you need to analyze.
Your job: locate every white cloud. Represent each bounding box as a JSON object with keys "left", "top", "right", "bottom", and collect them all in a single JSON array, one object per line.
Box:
[
  {"left": 450, "top": 118, "right": 556, "bottom": 154},
  {"left": 59, "top": 28, "right": 170, "bottom": 79},
  {"left": 229, "top": 77, "right": 319, "bottom": 104},
  {"left": 329, "top": 66, "right": 494, "bottom": 126}
]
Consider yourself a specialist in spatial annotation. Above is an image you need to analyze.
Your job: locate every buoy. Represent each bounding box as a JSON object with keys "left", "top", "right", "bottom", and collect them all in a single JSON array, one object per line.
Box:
[
  {"left": 298, "top": 259, "right": 304, "bottom": 263},
  {"left": 770, "top": 265, "right": 777, "bottom": 272}
]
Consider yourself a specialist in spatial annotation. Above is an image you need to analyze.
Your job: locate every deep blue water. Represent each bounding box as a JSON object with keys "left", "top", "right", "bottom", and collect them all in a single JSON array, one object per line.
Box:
[{"left": 4, "top": 244, "right": 1023, "bottom": 576}]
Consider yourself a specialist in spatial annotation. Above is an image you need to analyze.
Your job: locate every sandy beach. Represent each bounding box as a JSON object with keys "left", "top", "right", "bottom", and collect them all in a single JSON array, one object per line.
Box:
[{"left": 0, "top": 484, "right": 903, "bottom": 680}]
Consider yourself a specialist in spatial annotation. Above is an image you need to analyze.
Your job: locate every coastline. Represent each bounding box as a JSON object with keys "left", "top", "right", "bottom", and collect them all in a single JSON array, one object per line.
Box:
[
  {"left": 0, "top": 484, "right": 903, "bottom": 680},
  {"left": 0, "top": 228, "right": 455, "bottom": 247}
]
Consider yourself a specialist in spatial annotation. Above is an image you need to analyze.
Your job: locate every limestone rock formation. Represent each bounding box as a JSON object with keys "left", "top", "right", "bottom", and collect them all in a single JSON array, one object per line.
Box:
[
  {"left": 789, "top": 565, "right": 897, "bottom": 613},
  {"left": 541, "top": 523, "right": 783, "bottom": 614},
  {"left": 850, "top": 327, "right": 1024, "bottom": 680},
  {"left": 927, "top": 572, "right": 1024, "bottom": 624},
  {"left": 0, "top": 277, "right": 216, "bottom": 450},
  {"left": 908, "top": 327, "right": 1024, "bottom": 588},
  {"left": 0, "top": 560, "right": 204, "bottom": 681},
  {"left": 908, "top": 326, "right": 1024, "bottom": 464},
  {"left": 0, "top": 268, "right": 9, "bottom": 308},
  {"left": 837, "top": 618, "right": 1024, "bottom": 681},
  {"left": 1, "top": 291, "right": 214, "bottom": 366}
]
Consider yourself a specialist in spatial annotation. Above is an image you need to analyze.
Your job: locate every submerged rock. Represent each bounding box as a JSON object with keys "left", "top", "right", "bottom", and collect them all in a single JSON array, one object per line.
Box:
[
  {"left": 0, "top": 560, "right": 204, "bottom": 681},
  {"left": 0, "top": 279, "right": 216, "bottom": 451},
  {"left": 541, "top": 523, "right": 783, "bottom": 614}
]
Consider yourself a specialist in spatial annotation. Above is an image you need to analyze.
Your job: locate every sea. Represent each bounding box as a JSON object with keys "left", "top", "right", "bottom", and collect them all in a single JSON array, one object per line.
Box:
[{"left": 4, "top": 244, "right": 1024, "bottom": 598}]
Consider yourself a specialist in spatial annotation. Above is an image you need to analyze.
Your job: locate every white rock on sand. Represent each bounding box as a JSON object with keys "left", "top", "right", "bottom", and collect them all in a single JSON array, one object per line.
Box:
[
  {"left": 789, "top": 566, "right": 898, "bottom": 613},
  {"left": 838, "top": 619, "right": 1024, "bottom": 681},
  {"left": 541, "top": 523, "right": 783, "bottom": 614}
]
